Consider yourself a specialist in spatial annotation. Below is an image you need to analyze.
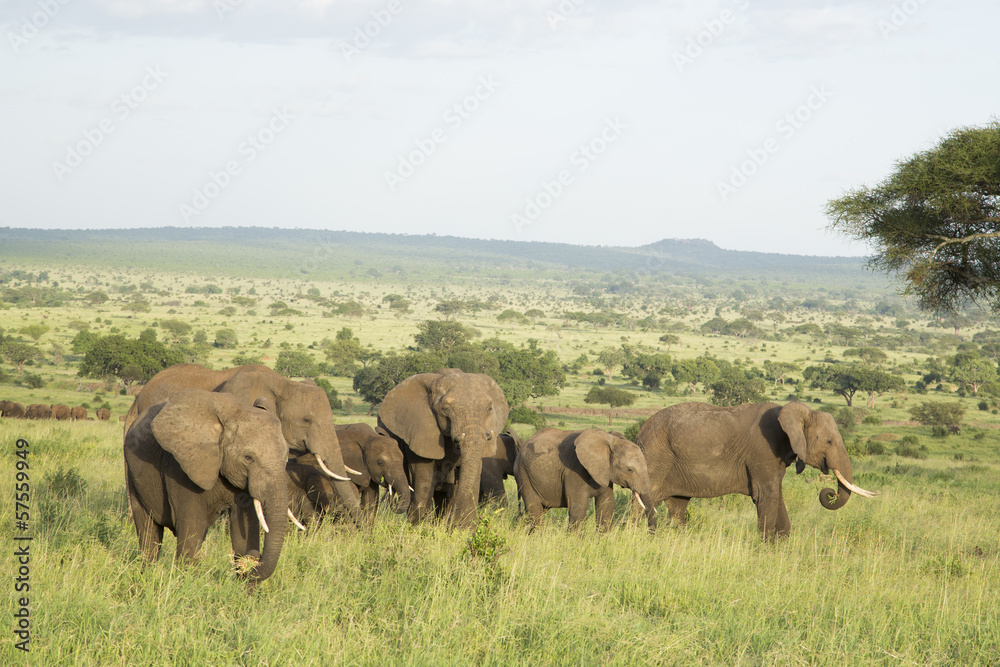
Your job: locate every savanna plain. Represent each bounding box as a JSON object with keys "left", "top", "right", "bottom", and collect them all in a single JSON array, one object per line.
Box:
[{"left": 1, "top": 229, "right": 999, "bottom": 665}]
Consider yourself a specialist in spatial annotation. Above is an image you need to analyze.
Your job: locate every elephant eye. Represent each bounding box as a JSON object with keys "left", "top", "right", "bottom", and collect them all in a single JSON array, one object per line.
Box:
[
  {"left": 377, "top": 458, "right": 385, "bottom": 465},
  {"left": 244, "top": 454, "right": 254, "bottom": 463}
]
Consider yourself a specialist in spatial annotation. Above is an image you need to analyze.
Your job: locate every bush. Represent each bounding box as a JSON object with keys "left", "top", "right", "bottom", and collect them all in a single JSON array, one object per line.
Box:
[
  {"left": 214, "top": 328, "right": 238, "bottom": 349},
  {"left": 622, "top": 419, "right": 647, "bottom": 443},
  {"left": 508, "top": 405, "right": 544, "bottom": 429},
  {"left": 895, "top": 441, "right": 927, "bottom": 459},
  {"left": 978, "top": 400, "right": 989, "bottom": 411},
  {"left": 862, "top": 414, "right": 883, "bottom": 425},
  {"left": 834, "top": 407, "right": 856, "bottom": 435},
  {"left": 313, "top": 378, "right": 342, "bottom": 410},
  {"left": 44, "top": 467, "right": 88, "bottom": 498},
  {"left": 931, "top": 425, "right": 949, "bottom": 438},
  {"left": 20, "top": 372, "right": 44, "bottom": 389},
  {"left": 865, "top": 439, "right": 887, "bottom": 456}
]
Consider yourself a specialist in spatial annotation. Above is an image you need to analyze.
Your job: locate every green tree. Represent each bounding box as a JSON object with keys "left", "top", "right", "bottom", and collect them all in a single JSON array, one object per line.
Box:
[
  {"left": 123, "top": 297, "right": 151, "bottom": 317},
  {"left": 855, "top": 366, "right": 906, "bottom": 408},
  {"left": 70, "top": 330, "right": 101, "bottom": 355},
  {"left": 762, "top": 360, "right": 800, "bottom": 388},
  {"left": 951, "top": 355, "right": 998, "bottom": 395},
  {"left": 324, "top": 327, "right": 363, "bottom": 376},
  {"left": 584, "top": 385, "right": 637, "bottom": 425},
  {"left": 159, "top": 318, "right": 193, "bottom": 342},
  {"left": 274, "top": 350, "right": 318, "bottom": 378},
  {"left": 19, "top": 323, "right": 50, "bottom": 341},
  {"left": 85, "top": 290, "right": 109, "bottom": 305},
  {"left": 414, "top": 320, "right": 478, "bottom": 353},
  {"left": 826, "top": 121, "right": 1000, "bottom": 313},
  {"left": 909, "top": 400, "right": 966, "bottom": 434},
  {"left": 803, "top": 363, "right": 872, "bottom": 406},
  {"left": 475, "top": 338, "right": 566, "bottom": 406},
  {"left": 2, "top": 341, "right": 40, "bottom": 373},
  {"left": 708, "top": 371, "right": 767, "bottom": 407},
  {"left": 313, "top": 377, "right": 343, "bottom": 410},
  {"left": 77, "top": 334, "right": 184, "bottom": 387},
  {"left": 214, "top": 328, "right": 239, "bottom": 349},
  {"left": 597, "top": 346, "right": 626, "bottom": 381},
  {"left": 658, "top": 333, "right": 680, "bottom": 352},
  {"left": 497, "top": 309, "right": 529, "bottom": 325},
  {"left": 353, "top": 352, "right": 443, "bottom": 412},
  {"left": 672, "top": 357, "right": 720, "bottom": 394},
  {"left": 843, "top": 347, "right": 889, "bottom": 365}
]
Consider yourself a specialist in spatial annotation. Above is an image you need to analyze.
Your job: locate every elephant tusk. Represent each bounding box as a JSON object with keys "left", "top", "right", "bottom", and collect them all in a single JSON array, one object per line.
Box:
[
  {"left": 409, "top": 485, "right": 415, "bottom": 493},
  {"left": 316, "top": 455, "right": 351, "bottom": 482},
  {"left": 833, "top": 469, "right": 879, "bottom": 498},
  {"left": 387, "top": 483, "right": 395, "bottom": 497},
  {"left": 287, "top": 509, "right": 306, "bottom": 531},
  {"left": 255, "top": 498, "right": 270, "bottom": 534},
  {"left": 345, "top": 465, "right": 364, "bottom": 477},
  {"left": 634, "top": 492, "right": 646, "bottom": 510}
]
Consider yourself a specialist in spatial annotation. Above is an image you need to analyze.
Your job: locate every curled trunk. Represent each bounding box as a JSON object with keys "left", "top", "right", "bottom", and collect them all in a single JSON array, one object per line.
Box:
[{"left": 819, "top": 451, "right": 852, "bottom": 510}]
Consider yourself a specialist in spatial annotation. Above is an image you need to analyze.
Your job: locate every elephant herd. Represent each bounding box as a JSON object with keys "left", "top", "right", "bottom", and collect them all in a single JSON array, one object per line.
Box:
[
  {"left": 0, "top": 399, "right": 109, "bottom": 421},
  {"left": 112, "top": 363, "right": 877, "bottom": 589}
]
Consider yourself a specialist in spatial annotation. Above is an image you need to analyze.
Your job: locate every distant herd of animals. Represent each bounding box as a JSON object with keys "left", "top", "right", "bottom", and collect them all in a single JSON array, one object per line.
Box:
[
  {"left": 0, "top": 400, "right": 110, "bottom": 421},
  {"left": 5, "top": 362, "right": 879, "bottom": 588}
]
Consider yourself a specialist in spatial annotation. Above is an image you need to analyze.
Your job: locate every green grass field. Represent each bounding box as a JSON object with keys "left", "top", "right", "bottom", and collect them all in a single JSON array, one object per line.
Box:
[{"left": 3, "top": 254, "right": 1000, "bottom": 664}]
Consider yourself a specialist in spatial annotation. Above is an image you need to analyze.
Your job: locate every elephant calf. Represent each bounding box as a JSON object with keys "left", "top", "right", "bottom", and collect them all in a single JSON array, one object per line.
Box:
[
  {"left": 515, "top": 428, "right": 651, "bottom": 531},
  {"left": 286, "top": 423, "right": 411, "bottom": 525}
]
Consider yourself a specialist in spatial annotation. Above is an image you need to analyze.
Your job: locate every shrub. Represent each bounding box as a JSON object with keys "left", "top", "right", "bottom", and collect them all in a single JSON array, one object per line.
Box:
[
  {"left": 978, "top": 400, "right": 989, "bottom": 411},
  {"left": 313, "top": 378, "right": 342, "bottom": 410},
  {"left": 622, "top": 419, "right": 647, "bottom": 443},
  {"left": 44, "top": 467, "right": 88, "bottom": 498},
  {"left": 834, "top": 407, "right": 856, "bottom": 435},
  {"left": 895, "top": 441, "right": 927, "bottom": 459},
  {"left": 862, "top": 414, "right": 883, "bottom": 425},
  {"left": 20, "top": 372, "right": 44, "bottom": 389},
  {"left": 508, "top": 405, "right": 544, "bottom": 429},
  {"left": 865, "top": 439, "right": 887, "bottom": 456},
  {"left": 214, "top": 328, "right": 239, "bottom": 349}
]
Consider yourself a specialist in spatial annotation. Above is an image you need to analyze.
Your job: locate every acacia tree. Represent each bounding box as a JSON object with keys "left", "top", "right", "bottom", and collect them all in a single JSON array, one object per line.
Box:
[
  {"left": 584, "top": 385, "right": 636, "bottom": 425},
  {"left": 826, "top": 121, "right": 1000, "bottom": 313}
]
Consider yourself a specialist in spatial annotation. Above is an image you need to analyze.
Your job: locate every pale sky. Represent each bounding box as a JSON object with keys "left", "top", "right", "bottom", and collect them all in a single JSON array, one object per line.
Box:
[{"left": 2, "top": 0, "right": 997, "bottom": 256}]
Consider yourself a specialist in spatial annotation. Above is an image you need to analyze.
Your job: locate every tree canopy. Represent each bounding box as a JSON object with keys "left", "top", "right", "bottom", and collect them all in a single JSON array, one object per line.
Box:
[
  {"left": 826, "top": 121, "right": 1000, "bottom": 313},
  {"left": 583, "top": 385, "right": 636, "bottom": 425}
]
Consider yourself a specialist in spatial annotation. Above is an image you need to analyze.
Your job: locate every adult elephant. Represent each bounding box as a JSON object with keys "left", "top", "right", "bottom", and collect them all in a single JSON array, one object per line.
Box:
[
  {"left": 433, "top": 429, "right": 520, "bottom": 513},
  {"left": 1, "top": 401, "right": 25, "bottom": 418},
  {"left": 97, "top": 408, "right": 110, "bottom": 421},
  {"left": 26, "top": 404, "right": 51, "bottom": 420},
  {"left": 126, "top": 363, "right": 363, "bottom": 524},
  {"left": 70, "top": 406, "right": 87, "bottom": 421},
  {"left": 51, "top": 404, "right": 71, "bottom": 420},
  {"left": 124, "top": 389, "right": 290, "bottom": 585},
  {"left": 377, "top": 369, "right": 509, "bottom": 528},
  {"left": 634, "top": 401, "right": 878, "bottom": 540},
  {"left": 515, "top": 428, "right": 651, "bottom": 531}
]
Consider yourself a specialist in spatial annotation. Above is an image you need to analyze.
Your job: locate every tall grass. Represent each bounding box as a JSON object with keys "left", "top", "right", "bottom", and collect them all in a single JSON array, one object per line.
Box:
[{"left": 2, "top": 420, "right": 999, "bottom": 665}]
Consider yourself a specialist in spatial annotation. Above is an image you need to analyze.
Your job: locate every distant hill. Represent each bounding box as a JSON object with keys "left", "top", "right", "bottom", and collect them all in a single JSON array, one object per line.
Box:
[{"left": 0, "top": 227, "right": 875, "bottom": 285}]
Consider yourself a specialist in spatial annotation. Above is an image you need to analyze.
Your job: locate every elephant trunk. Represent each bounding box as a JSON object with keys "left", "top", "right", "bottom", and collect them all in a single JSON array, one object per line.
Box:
[
  {"left": 247, "top": 483, "right": 289, "bottom": 585},
  {"left": 387, "top": 474, "right": 411, "bottom": 514},
  {"left": 819, "top": 449, "right": 853, "bottom": 511},
  {"left": 451, "top": 443, "right": 485, "bottom": 529}
]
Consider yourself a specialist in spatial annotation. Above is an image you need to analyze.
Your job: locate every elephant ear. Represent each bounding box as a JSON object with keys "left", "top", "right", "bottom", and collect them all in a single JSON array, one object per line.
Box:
[
  {"left": 151, "top": 389, "right": 233, "bottom": 491},
  {"left": 778, "top": 401, "right": 811, "bottom": 462},
  {"left": 343, "top": 441, "right": 370, "bottom": 487},
  {"left": 484, "top": 376, "right": 510, "bottom": 435},
  {"left": 574, "top": 429, "right": 612, "bottom": 487},
  {"left": 378, "top": 373, "right": 447, "bottom": 460}
]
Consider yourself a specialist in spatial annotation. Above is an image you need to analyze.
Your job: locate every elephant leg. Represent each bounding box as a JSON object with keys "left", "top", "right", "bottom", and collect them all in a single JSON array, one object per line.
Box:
[
  {"left": 754, "top": 486, "right": 789, "bottom": 540},
  {"left": 517, "top": 482, "right": 546, "bottom": 531},
  {"left": 407, "top": 462, "right": 435, "bottom": 525},
  {"left": 360, "top": 486, "right": 378, "bottom": 511},
  {"left": 665, "top": 497, "right": 691, "bottom": 527},
  {"left": 566, "top": 497, "right": 590, "bottom": 530},
  {"left": 173, "top": 518, "right": 209, "bottom": 561},
  {"left": 594, "top": 488, "right": 615, "bottom": 532},
  {"left": 127, "top": 476, "right": 162, "bottom": 562}
]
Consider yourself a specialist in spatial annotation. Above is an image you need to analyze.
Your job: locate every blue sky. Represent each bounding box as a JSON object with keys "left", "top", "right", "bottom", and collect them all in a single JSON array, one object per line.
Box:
[{"left": 2, "top": 0, "right": 997, "bottom": 256}]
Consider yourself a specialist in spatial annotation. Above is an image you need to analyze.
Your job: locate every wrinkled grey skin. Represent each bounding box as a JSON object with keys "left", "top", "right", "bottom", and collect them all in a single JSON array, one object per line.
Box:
[
  {"left": 124, "top": 389, "right": 290, "bottom": 585},
  {"left": 285, "top": 424, "right": 411, "bottom": 524},
  {"left": 515, "top": 427, "right": 651, "bottom": 531},
  {"left": 126, "top": 363, "right": 362, "bottom": 525},
  {"left": 378, "top": 370, "right": 509, "bottom": 528},
  {"left": 635, "top": 401, "right": 870, "bottom": 540}
]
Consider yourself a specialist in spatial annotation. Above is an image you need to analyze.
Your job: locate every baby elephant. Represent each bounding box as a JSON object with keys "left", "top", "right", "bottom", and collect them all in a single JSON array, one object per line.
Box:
[{"left": 515, "top": 427, "right": 651, "bottom": 531}]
